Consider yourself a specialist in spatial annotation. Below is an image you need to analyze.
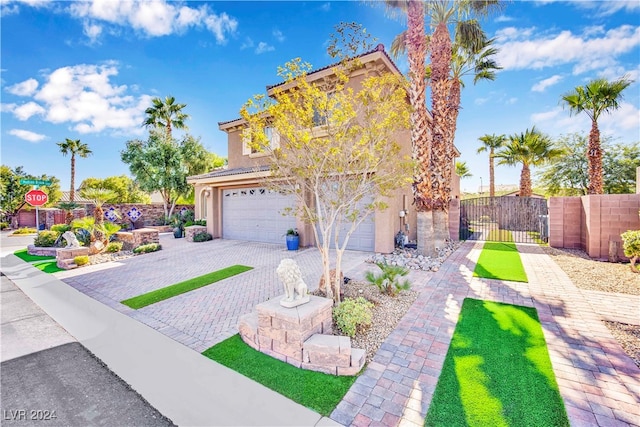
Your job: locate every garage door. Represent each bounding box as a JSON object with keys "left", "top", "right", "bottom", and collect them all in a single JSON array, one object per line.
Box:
[
  {"left": 316, "top": 198, "right": 375, "bottom": 252},
  {"left": 222, "top": 187, "right": 297, "bottom": 244}
]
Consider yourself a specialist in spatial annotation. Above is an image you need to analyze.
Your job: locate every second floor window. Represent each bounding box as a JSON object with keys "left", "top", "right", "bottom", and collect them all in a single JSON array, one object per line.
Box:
[{"left": 242, "top": 126, "right": 280, "bottom": 156}]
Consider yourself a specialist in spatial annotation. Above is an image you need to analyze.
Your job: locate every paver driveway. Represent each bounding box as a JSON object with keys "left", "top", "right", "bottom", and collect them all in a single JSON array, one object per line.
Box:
[{"left": 57, "top": 235, "right": 370, "bottom": 353}]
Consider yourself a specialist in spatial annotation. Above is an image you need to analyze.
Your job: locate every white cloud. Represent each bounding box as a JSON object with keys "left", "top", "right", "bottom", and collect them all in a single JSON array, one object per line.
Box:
[
  {"left": 67, "top": 0, "right": 237, "bottom": 43},
  {"left": 531, "top": 74, "right": 563, "bottom": 92},
  {"left": 255, "top": 42, "right": 274, "bottom": 54},
  {"left": 475, "top": 97, "right": 490, "bottom": 106},
  {"left": 6, "top": 78, "right": 39, "bottom": 96},
  {"left": 83, "top": 21, "right": 103, "bottom": 44},
  {"left": 495, "top": 25, "right": 640, "bottom": 76},
  {"left": 320, "top": 2, "right": 331, "bottom": 12},
  {"left": 595, "top": 0, "right": 640, "bottom": 16},
  {"left": 6, "top": 62, "right": 152, "bottom": 135},
  {"left": 495, "top": 15, "right": 513, "bottom": 23},
  {"left": 9, "top": 129, "right": 46, "bottom": 142},
  {"left": 273, "top": 29, "right": 285, "bottom": 42},
  {"left": 600, "top": 101, "right": 640, "bottom": 133},
  {"left": 14, "top": 102, "right": 45, "bottom": 120},
  {"left": 240, "top": 37, "right": 254, "bottom": 50},
  {"left": 531, "top": 107, "right": 561, "bottom": 123},
  {"left": 1, "top": 103, "right": 17, "bottom": 113}
]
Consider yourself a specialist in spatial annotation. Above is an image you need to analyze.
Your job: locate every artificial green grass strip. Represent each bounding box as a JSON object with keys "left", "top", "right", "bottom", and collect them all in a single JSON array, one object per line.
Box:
[
  {"left": 121, "top": 265, "right": 253, "bottom": 309},
  {"left": 425, "top": 298, "right": 569, "bottom": 427},
  {"left": 202, "top": 334, "right": 357, "bottom": 416},
  {"left": 473, "top": 242, "right": 528, "bottom": 282},
  {"left": 33, "top": 260, "right": 65, "bottom": 274},
  {"left": 486, "top": 229, "right": 514, "bottom": 242},
  {"left": 14, "top": 248, "right": 55, "bottom": 262}
]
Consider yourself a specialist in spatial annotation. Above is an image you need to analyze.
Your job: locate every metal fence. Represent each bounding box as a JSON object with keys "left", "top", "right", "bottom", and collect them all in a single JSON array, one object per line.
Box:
[{"left": 459, "top": 196, "right": 549, "bottom": 243}]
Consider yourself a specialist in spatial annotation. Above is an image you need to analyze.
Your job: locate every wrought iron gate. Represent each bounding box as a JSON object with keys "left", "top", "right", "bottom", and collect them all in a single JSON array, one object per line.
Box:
[{"left": 459, "top": 196, "right": 549, "bottom": 243}]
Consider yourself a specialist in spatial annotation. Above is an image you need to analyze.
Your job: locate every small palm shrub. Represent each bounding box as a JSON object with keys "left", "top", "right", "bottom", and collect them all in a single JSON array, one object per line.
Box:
[
  {"left": 621, "top": 230, "right": 640, "bottom": 273},
  {"left": 133, "top": 243, "right": 162, "bottom": 254},
  {"left": 74, "top": 255, "right": 90, "bottom": 266},
  {"left": 105, "top": 241, "right": 123, "bottom": 253},
  {"left": 333, "top": 297, "right": 374, "bottom": 337},
  {"left": 193, "top": 232, "right": 213, "bottom": 242},
  {"left": 51, "top": 224, "right": 71, "bottom": 234},
  {"left": 13, "top": 227, "right": 37, "bottom": 234},
  {"left": 365, "top": 262, "right": 411, "bottom": 296},
  {"left": 34, "top": 231, "right": 59, "bottom": 247}
]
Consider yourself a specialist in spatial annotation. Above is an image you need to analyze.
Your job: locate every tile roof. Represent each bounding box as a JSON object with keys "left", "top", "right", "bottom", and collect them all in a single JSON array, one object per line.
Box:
[{"left": 188, "top": 165, "right": 271, "bottom": 180}]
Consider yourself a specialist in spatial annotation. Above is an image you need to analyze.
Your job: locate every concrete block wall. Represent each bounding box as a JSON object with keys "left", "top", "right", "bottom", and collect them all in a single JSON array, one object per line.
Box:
[{"left": 549, "top": 194, "right": 640, "bottom": 259}]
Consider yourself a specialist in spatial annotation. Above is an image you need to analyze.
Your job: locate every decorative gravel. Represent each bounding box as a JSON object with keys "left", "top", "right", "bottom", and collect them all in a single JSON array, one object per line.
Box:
[
  {"left": 365, "top": 241, "right": 460, "bottom": 271},
  {"left": 88, "top": 250, "right": 134, "bottom": 265}
]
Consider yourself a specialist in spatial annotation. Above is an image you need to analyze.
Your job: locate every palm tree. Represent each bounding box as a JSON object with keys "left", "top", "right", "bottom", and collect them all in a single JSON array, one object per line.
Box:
[
  {"left": 477, "top": 133, "right": 506, "bottom": 197},
  {"left": 455, "top": 161, "right": 472, "bottom": 178},
  {"left": 495, "top": 128, "right": 562, "bottom": 197},
  {"left": 560, "top": 76, "right": 632, "bottom": 194},
  {"left": 56, "top": 138, "right": 92, "bottom": 204},
  {"left": 79, "top": 187, "right": 118, "bottom": 246},
  {"left": 143, "top": 96, "right": 189, "bottom": 140}
]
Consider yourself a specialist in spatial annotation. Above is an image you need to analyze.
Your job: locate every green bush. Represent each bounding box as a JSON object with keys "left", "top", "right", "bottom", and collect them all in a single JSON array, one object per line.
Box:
[
  {"left": 51, "top": 224, "right": 71, "bottom": 234},
  {"left": 184, "top": 220, "right": 195, "bottom": 227},
  {"left": 74, "top": 255, "right": 90, "bottom": 266},
  {"left": 133, "top": 243, "right": 162, "bottom": 254},
  {"left": 34, "top": 230, "right": 59, "bottom": 247},
  {"left": 365, "top": 262, "right": 411, "bottom": 296},
  {"left": 621, "top": 230, "right": 640, "bottom": 258},
  {"left": 333, "top": 297, "right": 374, "bottom": 337},
  {"left": 193, "top": 232, "right": 213, "bottom": 242},
  {"left": 105, "top": 241, "right": 123, "bottom": 253},
  {"left": 194, "top": 219, "right": 206, "bottom": 226},
  {"left": 12, "top": 227, "right": 37, "bottom": 235},
  {"left": 0, "top": 222, "right": 9, "bottom": 230}
]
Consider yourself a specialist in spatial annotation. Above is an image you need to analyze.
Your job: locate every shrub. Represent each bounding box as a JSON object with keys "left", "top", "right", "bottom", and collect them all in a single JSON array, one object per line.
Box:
[
  {"left": 621, "top": 230, "right": 640, "bottom": 273},
  {"left": 0, "top": 222, "right": 9, "bottom": 230},
  {"left": 105, "top": 241, "right": 123, "bottom": 253},
  {"left": 133, "top": 243, "right": 162, "bottom": 254},
  {"left": 365, "top": 262, "right": 411, "bottom": 296},
  {"left": 34, "top": 231, "right": 59, "bottom": 247},
  {"left": 194, "top": 219, "right": 206, "bottom": 226},
  {"left": 12, "top": 227, "right": 37, "bottom": 235},
  {"left": 184, "top": 220, "right": 195, "bottom": 227},
  {"left": 333, "top": 297, "right": 374, "bottom": 337},
  {"left": 74, "top": 255, "right": 90, "bottom": 266},
  {"left": 51, "top": 224, "right": 71, "bottom": 234},
  {"left": 193, "top": 232, "right": 213, "bottom": 242}
]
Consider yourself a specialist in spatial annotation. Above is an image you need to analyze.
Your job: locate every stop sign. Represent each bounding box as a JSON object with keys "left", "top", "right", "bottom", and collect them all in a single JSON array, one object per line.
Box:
[{"left": 25, "top": 189, "right": 48, "bottom": 206}]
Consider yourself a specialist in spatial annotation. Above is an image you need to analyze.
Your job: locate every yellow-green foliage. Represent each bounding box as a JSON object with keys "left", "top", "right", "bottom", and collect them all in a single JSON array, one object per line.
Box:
[
  {"left": 333, "top": 297, "right": 374, "bottom": 337},
  {"left": 34, "top": 231, "right": 59, "bottom": 247},
  {"left": 12, "top": 227, "right": 37, "bottom": 235},
  {"left": 621, "top": 230, "right": 640, "bottom": 258},
  {"left": 105, "top": 241, "right": 123, "bottom": 253},
  {"left": 74, "top": 255, "right": 90, "bottom": 266}
]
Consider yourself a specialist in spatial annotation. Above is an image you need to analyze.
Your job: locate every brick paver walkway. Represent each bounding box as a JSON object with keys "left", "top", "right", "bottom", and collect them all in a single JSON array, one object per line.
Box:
[
  {"left": 331, "top": 241, "right": 640, "bottom": 427},
  {"left": 58, "top": 235, "right": 369, "bottom": 353}
]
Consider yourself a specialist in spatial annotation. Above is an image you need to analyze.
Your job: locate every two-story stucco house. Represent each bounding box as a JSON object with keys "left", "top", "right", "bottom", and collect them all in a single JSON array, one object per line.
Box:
[{"left": 188, "top": 44, "right": 459, "bottom": 253}]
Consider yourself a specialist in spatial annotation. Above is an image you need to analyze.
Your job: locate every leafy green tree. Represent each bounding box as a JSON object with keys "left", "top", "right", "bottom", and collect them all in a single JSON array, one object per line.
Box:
[
  {"left": 56, "top": 138, "right": 92, "bottom": 202},
  {"left": 143, "top": 96, "right": 189, "bottom": 139},
  {"left": 538, "top": 133, "right": 640, "bottom": 195},
  {"left": 121, "top": 132, "right": 210, "bottom": 218},
  {"left": 496, "top": 127, "right": 562, "bottom": 197},
  {"left": 79, "top": 175, "right": 151, "bottom": 203},
  {"left": 455, "top": 161, "right": 472, "bottom": 179},
  {"left": 0, "top": 166, "right": 61, "bottom": 217},
  {"left": 241, "top": 59, "right": 413, "bottom": 303},
  {"left": 560, "top": 76, "right": 633, "bottom": 194}
]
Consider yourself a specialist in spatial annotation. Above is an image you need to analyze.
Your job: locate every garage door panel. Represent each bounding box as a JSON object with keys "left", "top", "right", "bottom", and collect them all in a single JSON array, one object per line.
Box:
[{"left": 222, "top": 187, "right": 296, "bottom": 244}]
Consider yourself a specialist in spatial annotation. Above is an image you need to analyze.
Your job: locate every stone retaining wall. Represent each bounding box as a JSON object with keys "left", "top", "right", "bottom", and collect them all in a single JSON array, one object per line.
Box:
[{"left": 115, "top": 228, "right": 160, "bottom": 250}]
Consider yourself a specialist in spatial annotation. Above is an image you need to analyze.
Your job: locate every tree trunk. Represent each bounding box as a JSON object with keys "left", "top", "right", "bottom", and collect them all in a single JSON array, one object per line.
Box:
[
  {"left": 432, "top": 209, "right": 449, "bottom": 250},
  {"left": 417, "top": 211, "right": 435, "bottom": 257},
  {"left": 588, "top": 119, "right": 603, "bottom": 194},
  {"left": 489, "top": 151, "right": 495, "bottom": 197},
  {"left": 520, "top": 163, "right": 532, "bottom": 197},
  {"left": 70, "top": 154, "right": 76, "bottom": 202}
]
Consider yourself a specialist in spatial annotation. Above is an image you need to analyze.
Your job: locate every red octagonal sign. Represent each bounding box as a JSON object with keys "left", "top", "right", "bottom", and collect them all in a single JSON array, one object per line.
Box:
[{"left": 25, "top": 189, "right": 48, "bottom": 206}]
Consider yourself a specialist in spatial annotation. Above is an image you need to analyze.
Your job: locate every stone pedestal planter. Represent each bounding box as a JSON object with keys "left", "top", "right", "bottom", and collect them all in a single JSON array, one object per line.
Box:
[
  {"left": 239, "top": 295, "right": 365, "bottom": 376},
  {"left": 185, "top": 225, "right": 207, "bottom": 242},
  {"left": 56, "top": 247, "right": 90, "bottom": 270}
]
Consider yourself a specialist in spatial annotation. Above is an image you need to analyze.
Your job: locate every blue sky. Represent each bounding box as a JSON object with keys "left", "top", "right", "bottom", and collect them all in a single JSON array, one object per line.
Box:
[{"left": 1, "top": 0, "right": 639, "bottom": 194}]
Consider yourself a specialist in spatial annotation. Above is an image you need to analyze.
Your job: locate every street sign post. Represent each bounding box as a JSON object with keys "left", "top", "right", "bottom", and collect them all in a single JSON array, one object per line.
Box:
[
  {"left": 19, "top": 179, "right": 52, "bottom": 186},
  {"left": 25, "top": 189, "right": 48, "bottom": 231}
]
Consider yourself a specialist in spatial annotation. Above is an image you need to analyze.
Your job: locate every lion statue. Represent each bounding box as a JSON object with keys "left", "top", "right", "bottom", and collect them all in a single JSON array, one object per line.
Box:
[
  {"left": 61, "top": 231, "right": 82, "bottom": 249},
  {"left": 277, "top": 258, "right": 309, "bottom": 307}
]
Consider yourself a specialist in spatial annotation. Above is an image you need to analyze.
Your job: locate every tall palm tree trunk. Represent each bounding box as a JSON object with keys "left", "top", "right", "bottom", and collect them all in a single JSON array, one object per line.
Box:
[
  {"left": 70, "top": 154, "right": 76, "bottom": 202},
  {"left": 588, "top": 120, "right": 603, "bottom": 194},
  {"left": 430, "top": 21, "right": 452, "bottom": 249},
  {"left": 407, "top": 0, "right": 435, "bottom": 257},
  {"left": 519, "top": 163, "right": 532, "bottom": 197},
  {"left": 489, "top": 151, "right": 495, "bottom": 197}
]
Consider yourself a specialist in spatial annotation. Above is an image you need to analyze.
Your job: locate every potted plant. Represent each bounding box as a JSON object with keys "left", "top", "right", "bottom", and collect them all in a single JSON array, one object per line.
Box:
[
  {"left": 171, "top": 214, "right": 184, "bottom": 238},
  {"left": 285, "top": 228, "right": 299, "bottom": 251}
]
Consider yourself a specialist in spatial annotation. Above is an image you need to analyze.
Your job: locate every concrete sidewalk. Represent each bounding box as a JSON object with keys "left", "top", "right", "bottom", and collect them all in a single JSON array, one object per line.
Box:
[{"left": 1, "top": 254, "right": 338, "bottom": 426}]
